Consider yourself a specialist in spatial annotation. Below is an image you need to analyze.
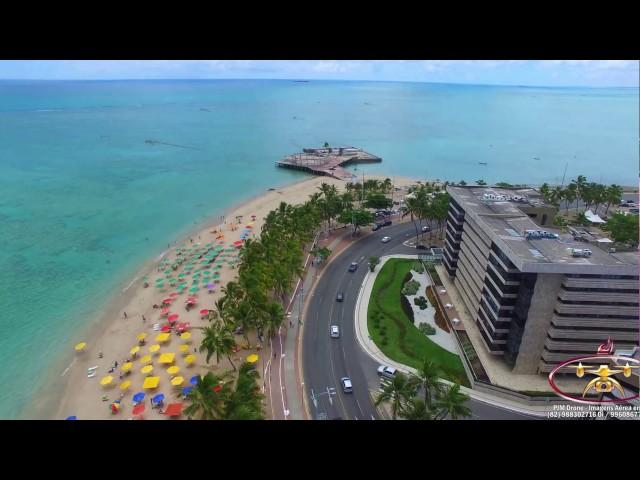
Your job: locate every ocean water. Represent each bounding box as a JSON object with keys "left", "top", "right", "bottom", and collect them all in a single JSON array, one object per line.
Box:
[{"left": 0, "top": 79, "right": 637, "bottom": 418}]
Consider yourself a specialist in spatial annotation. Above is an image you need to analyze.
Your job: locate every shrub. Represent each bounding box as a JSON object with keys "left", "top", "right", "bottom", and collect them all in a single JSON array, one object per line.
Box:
[
  {"left": 419, "top": 323, "right": 436, "bottom": 336},
  {"left": 414, "top": 296, "right": 429, "bottom": 310},
  {"left": 401, "top": 279, "right": 421, "bottom": 296},
  {"left": 400, "top": 293, "right": 415, "bottom": 323},
  {"left": 411, "top": 261, "right": 425, "bottom": 274}
]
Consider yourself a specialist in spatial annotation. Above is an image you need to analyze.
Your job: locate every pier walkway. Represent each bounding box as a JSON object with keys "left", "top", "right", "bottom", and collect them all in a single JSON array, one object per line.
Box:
[{"left": 276, "top": 147, "right": 382, "bottom": 180}]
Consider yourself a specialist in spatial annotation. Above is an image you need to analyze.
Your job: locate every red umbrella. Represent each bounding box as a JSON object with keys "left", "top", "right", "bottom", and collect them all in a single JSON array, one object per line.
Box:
[
  {"left": 233, "top": 240, "right": 243, "bottom": 246},
  {"left": 160, "top": 308, "right": 170, "bottom": 316},
  {"left": 199, "top": 309, "right": 209, "bottom": 316},
  {"left": 161, "top": 325, "right": 172, "bottom": 332},
  {"left": 169, "top": 292, "right": 179, "bottom": 297},
  {"left": 167, "top": 314, "right": 179, "bottom": 323},
  {"left": 164, "top": 403, "right": 183, "bottom": 417},
  {"left": 213, "top": 385, "right": 222, "bottom": 393},
  {"left": 177, "top": 322, "right": 190, "bottom": 332},
  {"left": 245, "top": 225, "right": 253, "bottom": 229},
  {"left": 162, "top": 298, "right": 174, "bottom": 304},
  {"left": 186, "top": 299, "right": 197, "bottom": 305},
  {"left": 132, "top": 403, "right": 145, "bottom": 415}
]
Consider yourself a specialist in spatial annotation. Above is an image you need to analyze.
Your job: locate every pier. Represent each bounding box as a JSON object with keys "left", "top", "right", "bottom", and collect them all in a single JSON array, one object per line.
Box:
[{"left": 276, "top": 146, "right": 382, "bottom": 180}]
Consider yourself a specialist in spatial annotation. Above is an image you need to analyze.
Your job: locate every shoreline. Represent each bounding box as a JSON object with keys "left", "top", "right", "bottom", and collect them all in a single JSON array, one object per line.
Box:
[{"left": 27, "top": 173, "right": 419, "bottom": 420}]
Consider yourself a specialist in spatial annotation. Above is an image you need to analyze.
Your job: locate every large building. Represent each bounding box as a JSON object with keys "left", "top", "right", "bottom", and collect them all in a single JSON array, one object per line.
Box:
[{"left": 443, "top": 186, "right": 639, "bottom": 375}]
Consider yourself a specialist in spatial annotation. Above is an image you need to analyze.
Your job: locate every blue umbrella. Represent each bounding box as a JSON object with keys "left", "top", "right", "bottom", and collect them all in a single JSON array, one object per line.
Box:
[
  {"left": 189, "top": 375, "right": 200, "bottom": 385},
  {"left": 152, "top": 393, "right": 165, "bottom": 404},
  {"left": 182, "top": 386, "right": 193, "bottom": 396},
  {"left": 65, "top": 415, "right": 77, "bottom": 420},
  {"left": 132, "top": 392, "right": 145, "bottom": 403}
]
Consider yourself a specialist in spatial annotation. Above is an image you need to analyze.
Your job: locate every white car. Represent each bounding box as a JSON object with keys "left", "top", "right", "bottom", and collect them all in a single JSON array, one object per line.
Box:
[
  {"left": 377, "top": 365, "right": 397, "bottom": 379},
  {"left": 330, "top": 325, "right": 340, "bottom": 338},
  {"left": 381, "top": 236, "right": 391, "bottom": 243},
  {"left": 341, "top": 377, "right": 353, "bottom": 393}
]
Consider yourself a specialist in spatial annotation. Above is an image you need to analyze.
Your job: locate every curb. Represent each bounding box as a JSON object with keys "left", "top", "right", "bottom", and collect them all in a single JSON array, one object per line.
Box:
[{"left": 353, "top": 256, "right": 550, "bottom": 419}]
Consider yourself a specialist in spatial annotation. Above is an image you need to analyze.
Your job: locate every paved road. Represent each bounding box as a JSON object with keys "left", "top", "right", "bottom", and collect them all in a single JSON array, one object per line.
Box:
[{"left": 302, "top": 221, "right": 539, "bottom": 420}]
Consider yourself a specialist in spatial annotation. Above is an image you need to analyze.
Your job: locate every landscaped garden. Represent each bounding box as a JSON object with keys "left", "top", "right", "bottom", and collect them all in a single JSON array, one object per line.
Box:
[{"left": 368, "top": 258, "right": 469, "bottom": 387}]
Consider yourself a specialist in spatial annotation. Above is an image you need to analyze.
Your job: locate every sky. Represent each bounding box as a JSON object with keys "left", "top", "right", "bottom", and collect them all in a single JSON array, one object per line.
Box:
[{"left": 0, "top": 60, "right": 637, "bottom": 87}]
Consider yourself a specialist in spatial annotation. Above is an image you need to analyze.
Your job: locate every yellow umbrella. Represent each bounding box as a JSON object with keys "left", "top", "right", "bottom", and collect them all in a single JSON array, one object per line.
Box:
[
  {"left": 129, "top": 346, "right": 140, "bottom": 356},
  {"left": 179, "top": 344, "right": 190, "bottom": 354},
  {"left": 74, "top": 342, "right": 87, "bottom": 352},
  {"left": 167, "top": 365, "right": 180, "bottom": 375},
  {"left": 140, "top": 354, "right": 152, "bottom": 365},
  {"left": 121, "top": 362, "right": 133, "bottom": 372},
  {"left": 180, "top": 332, "right": 191, "bottom": 341},
  {"left": 119, "top": 380, "right": 131, "bottom": 391},
  {"left": 155, "top": 333, "right": 171, "bottom": 343},
  {"left": 158, "top": 352, "right": 175, "bottom": 365},
  {"left": 184, "top": 354, "right": 196, "bottom": 365},
  {"left": 136, "top": 333, "right": 147, "bottom": 341},
  {"left": 100, "top": 375, "right": 114, "bottom": 386},
  {"left": 246, "top": 354, "right": 259, "bottom": 364},
  {"left": 141, "top": 364, "right": 154, "bottom": 375},
  {"left": 149, "top": 344, "right": 161, "bottom": 354},
  {"left": 171, "top": 376, "right": 185, "bottom": 386},
  {"left": 142, "top": 376, "right": 160, "bottom": 389}
]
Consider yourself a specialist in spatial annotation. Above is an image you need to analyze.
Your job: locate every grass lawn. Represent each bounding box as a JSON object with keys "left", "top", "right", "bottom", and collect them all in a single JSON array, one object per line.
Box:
[{"left": 368, "top": 259, "right": 469, "bottom": 387}]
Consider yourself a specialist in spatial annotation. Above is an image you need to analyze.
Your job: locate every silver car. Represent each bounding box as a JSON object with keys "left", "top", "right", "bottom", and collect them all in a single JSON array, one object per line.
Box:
[
  {"left": 377, "top": 365, "right": 397, "bottom": 379},
  {"left": 330, "top": 325, "right": 340, "bottom": 338},
  {"left": 341, "top": 377, "right": 353, "bottom": 393}
]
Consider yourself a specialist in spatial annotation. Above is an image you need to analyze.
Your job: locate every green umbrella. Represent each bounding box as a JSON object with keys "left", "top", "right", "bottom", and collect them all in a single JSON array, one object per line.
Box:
[{"left": 189, "top": 287, "right": 199, "bottom": 293}]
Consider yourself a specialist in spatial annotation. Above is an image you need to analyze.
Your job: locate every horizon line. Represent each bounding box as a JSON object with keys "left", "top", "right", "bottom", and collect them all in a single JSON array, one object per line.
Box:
[{"left": 0, "top": 77, "right": 636, "bottom": 89}]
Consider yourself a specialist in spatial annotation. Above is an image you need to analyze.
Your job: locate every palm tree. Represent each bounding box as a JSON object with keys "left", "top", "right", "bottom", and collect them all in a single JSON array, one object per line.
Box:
[
  {"left": 230, "top": 301, "right": 256, "bottom": 348},
  {"left": 563, "top": 184, "right": 577, "bottom": 214},
  {"left": 398, "top": 397, "right": 434, "bottom": 420},
  {"left": 571, "top": 175, "right": 587, "bottom": 210},
  {"left": 374, "top": 372, "right": 418, "bottom": 420},
  {"left": 199, "top": 323, "right": 237, "bottom": 370},
  {"left": 605, "top": 184, "right": 623, "bottom": 215},
  {"left": 476, "top": 179, "right": 487, "bottom": 186},
  {"left": 184, "top": 371, "right": 230, "bottom": 420},
  {"left": 262, "top": 301, "right": 285, "bottom": 338},
  {"left": 412, "top": 358, "right": 444, "bottom": 409},
  {"left": 222, "top": 363, "right": 265, "bottom": 420},
  {"left": 433, "top": 383, "right": 471, "bottom": 420}
]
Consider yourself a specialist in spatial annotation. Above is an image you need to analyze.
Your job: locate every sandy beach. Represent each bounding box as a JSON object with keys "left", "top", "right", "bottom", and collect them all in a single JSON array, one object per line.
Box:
[{"left": 31, "top": 173, "right": 418, "bottom": 420}]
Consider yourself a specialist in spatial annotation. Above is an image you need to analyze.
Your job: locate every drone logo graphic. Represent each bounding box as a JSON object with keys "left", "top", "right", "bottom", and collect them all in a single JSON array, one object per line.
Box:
[{"left": 548, "top": 338, "right": 640, "bottom": 405}]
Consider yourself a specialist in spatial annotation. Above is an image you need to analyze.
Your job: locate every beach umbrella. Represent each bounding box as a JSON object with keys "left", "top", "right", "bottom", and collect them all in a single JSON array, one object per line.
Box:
[
  {"left": 74, "top": 342, "right": 87, "bottom": 352},
  {"left": 160, "top": 307, "right": 170, "bottom": 316},
  {"left": 177, "top": 322, "right": 190, "bottom": 332},
  {"left": 206, "top": 283, "right": 215, "bottom": 289},
  {"left": 189, "top": 375, "right": 200, "bottom": 386},
  {"left": 136, "top": 333, "right": 147, "bottom": 342},
  {"left": 199, "top": 309, "right": 209, "bottom": 316},
  {"left": 65, "top": 416, "right": 77, "bottom": 420},
  {"left": 111, "top": 402, "right": 121, "bottom": 414},
  {"left": 189, "top": 287, "right": 199, "bottom": 294},
  {"left": 162, "top": 298, "right": 174, "bottom": 305},
  {"left": 167, "top": 314, "right": 179, "bottom": 323},
  {"left": 132, "top": 403, "right": 145, "bottom": 416},
  {"left": 160, "top": 325, "right": 172, "bottom": 333},
  {"left": 142, "top": 376, "right": 160, "bottom": 390},
  {"left": 182, "top": 386, "right": 193, "bottom": 396},
  {"left": 149, "top": 344, "right": 160, "bottom": 354},
  {"left": 171, "top": 376, "right": 185, "bottom": 386},
  {"left": 141, "top": 364, "right": 154, "bottom": 375},
  {"left": 152, "top": 393, "right": 165, "bottom": 405},
  {"left": 163, "top": 269, "right": 172, "bottom": 275},
  {"left": 184, "top": 355, "right": 196, "bottom": 365},
  {"left": 164, "top": 403, "right": 184, "bottom": 417},
  {"left": 129, "top": 346, "right": 140, "bottom": 356},
  {"left": 100, "top": 375, "right": 114, "bottom": 386},
  {"left": 121, "top": 362, "right": 133, "bottom": 372},
  {"left": 180, "top": 332, "right": 191, "bottom": 341},
  {"left": 119, "top": 380, "right": 132, "bottom": 391},
  {"left": 132, "top": 392, "right": 145, "bottom": 403},
  {"left": 158, "top": 352, "right": 176, "bottom": 364},
  {"left": 140, "top": 354, "right": 152, "bottom": 365},
  {"left": 167, "top": 365, "right": 180, "bottom": 375},
  {"left": 246, "top": 354, "right": 259, "bottom": 364},
  {"left": 179, "top": 344, "right": 190, "bottom": 354},
  {"left": 156, "top": 333, "right": 171, "bottom": 343}
]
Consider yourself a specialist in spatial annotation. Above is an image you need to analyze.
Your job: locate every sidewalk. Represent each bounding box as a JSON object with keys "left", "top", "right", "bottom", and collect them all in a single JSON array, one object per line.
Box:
[{"left": 353, "top": 255, "right": 553, "bottom": 418}]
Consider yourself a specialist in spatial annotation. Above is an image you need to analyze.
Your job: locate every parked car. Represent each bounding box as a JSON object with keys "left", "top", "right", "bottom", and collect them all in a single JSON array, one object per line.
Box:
[
  {"left": 416, "top": 244, "right": 428, "bottom": 250},
  {"left": 341, "top": 377, "right": 353, "bottom": 393},
  {"left": 348, "top": 262, "right": 358, "bottom": 272},
  {"left": 381, "top": 236, "right": 391, "bottom": 243},
  {"left": 421, "top": 225, "right": 431, "bottom": 232},
  {"left": 377, "top": 365, "right": 397, "bottom": 379},
  {"left": 383, "top": 220, "right": 392, "bottom": 226},
  {"left": 371, "top": 224, "right": 381, "bottom": 231},
  {"left": 336, "top": 292, "right": 344, "bottom": 302},
  {"left": 330, "top": 325, "right": 340, "bottom": 338}
]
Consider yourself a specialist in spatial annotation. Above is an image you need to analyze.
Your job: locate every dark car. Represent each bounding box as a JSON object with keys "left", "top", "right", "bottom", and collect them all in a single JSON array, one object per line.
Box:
[
  {"left": 383, "top": 220, "right": 392, "bottom": 227},
  {"left": 336, "top": 292, "right": 344, "bottom": 302},
  {"left": 371, "top": 223, "right": 381, "bottom": 231},
  {"left": 416, "top": 244, "right": 428, "bottom": 250},
  {"left": 348, "top": 262, "right": 358, "bottom": 272}
]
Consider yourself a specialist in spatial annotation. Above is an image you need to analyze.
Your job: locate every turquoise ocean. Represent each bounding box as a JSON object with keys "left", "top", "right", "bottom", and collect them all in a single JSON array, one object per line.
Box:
[{"left": 0, "top": 79, "right": 637, "bottom": 418}]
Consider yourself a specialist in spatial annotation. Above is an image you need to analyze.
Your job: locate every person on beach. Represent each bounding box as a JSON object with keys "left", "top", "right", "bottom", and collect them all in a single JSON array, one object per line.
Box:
[
  {"left": 142, "top": 315, "right": 146, "bottom": 323},
  {"left": 124, "top": 312, "right": 127, "bottom": 319}
]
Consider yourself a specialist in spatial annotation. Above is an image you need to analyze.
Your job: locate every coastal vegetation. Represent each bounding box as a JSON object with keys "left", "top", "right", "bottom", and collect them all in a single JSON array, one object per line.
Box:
[
  {"left": 401, "top": 183, "right": 450, "bottom": 245},
  {"left": 367, "top": 259, "right": 468, "bottom": 386},
  {"left": 602, "top": 212, "right": 639, "bottom": 246},
  {"left": 539, "top": 176, "right": 623, "bottom": 215},
  {"left": 375, "top": 359, "right": 471, "bottom": 420},
  {"left": 368, "top": 256, "right": 380, "bottom": 272}
]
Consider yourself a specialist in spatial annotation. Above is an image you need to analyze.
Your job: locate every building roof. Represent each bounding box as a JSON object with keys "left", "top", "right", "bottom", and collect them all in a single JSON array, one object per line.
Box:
[{"left": 447, "top": 186, "right": 638, "bottom": 274}]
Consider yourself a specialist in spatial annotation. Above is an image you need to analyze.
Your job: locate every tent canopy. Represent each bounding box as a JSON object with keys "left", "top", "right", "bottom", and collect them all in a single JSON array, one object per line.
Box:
[{"left": 584, "top": 209, "right": 606, "bottom": 224}]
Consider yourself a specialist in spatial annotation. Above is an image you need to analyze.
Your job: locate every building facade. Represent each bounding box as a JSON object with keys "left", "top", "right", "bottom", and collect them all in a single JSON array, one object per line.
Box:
[{"left": 443, "top": 186, "right": 639, "bottom": 375}]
